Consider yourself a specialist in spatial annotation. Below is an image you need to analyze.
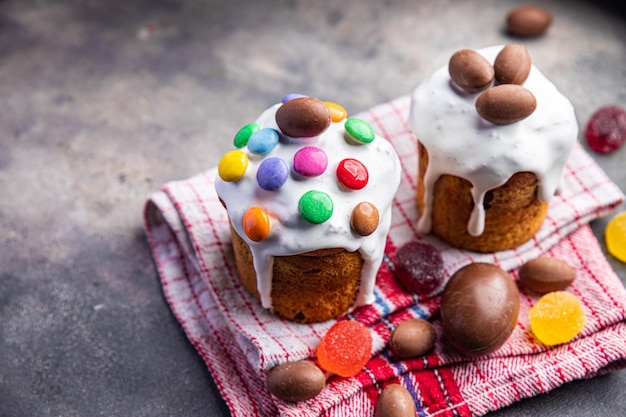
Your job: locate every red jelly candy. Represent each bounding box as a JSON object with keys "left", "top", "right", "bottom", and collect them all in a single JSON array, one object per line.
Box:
[
  {"left": 316, "top": 321, "right": 372, "bottom": 377},
  {"left": 393, "top": 240, "right": 445, "bottom": 296},
  {"left": 585, "top": 105, "right": 626, "bottom": 154}
]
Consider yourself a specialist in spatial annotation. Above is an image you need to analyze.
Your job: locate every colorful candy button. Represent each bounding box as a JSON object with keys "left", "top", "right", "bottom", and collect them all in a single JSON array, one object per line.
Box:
[
  {"left": 234, "top": 122, "right": 260, "bottom": 148},
  {"left": 350, "top": 202, "right": 379, "bottom": 236},
  {"left": 324, "top": 101, "right": 348, "bottom": 122},
  {"left": 298, "top": 190, "right": 333, "bottom": 224},
  {"left": 344, "top": 118, "right": 375, "bottom": 144},
  {"left": 243, "top": 207, "right": 271, "bottom": 242},
  {"left": 256, "top": 157, "right": 289, "bottom": 191},
  {"left": 281, "top": 93, "right": 307, "bottom": 103},
  {"left": 293, "top": 146, "right": 328, "bottom": 177},
  {"left": 247, "top": 128, "right": 279, "bottom": 155},
  {"left": 606, "top": 211, "right": 626, "bottom": 262},
  {"left": 218, "top": 150, "right": 248, "bottom": 182},
  {"left": 337, "top": 158, "right": 369, "bottom": 190}
]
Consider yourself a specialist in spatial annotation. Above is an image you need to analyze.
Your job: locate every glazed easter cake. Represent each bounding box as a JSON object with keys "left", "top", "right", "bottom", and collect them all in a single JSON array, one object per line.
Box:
[
  {"left": 215, "top": 95, "right": 402, "bottom": 323},
  {"left": 408, "top": 44, "right": 579, "bottom": 252}
]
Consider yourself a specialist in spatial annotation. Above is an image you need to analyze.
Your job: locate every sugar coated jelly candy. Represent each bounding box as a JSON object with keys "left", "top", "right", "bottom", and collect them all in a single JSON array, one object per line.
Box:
[
  {"left": 218, "top": 150, "right": 248, "bottom": 182},
  {"left": 585, "top": 105, "right": 626, "bottom": 154},
  {"left": 344, "top": 118, "right": 375, "bottom": 144},
  {"left": 529, "top": 291, "right": 586, "bottom": 346},
  {"left": 298, "top": 190, "right": 333, "bottom": 224},
  {"left": 393, "top": 240, "right": 445, "bottom": 296},
  {"left": 605, "top": 211, "right": 626, "bottom": 262},
  {"left": 233, "top": 122, "right": 260, "bottom": 148},
  {"left": 316, "top": 320, "right": 372, "bottom": 377},
  {"left": 242, "top": 207, "right": 271, "bottom": 242}
]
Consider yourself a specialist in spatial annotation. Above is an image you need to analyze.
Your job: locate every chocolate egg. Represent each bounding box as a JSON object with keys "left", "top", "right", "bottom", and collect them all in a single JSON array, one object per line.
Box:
[
  {"left": 475, "top": 84, "right": 536, "bottom": 125},
  {"left": 389, "top": 318, "right": 436, "bottom": 359},
  {"left": 519, "top": 257, "right": 576, "bottom": 294},
  {"left": 375, "top": 384, "right": 416, "bottom": 417},
  {"left": 275, "top": 97, "right": 331, "bottom": 138},
  {"left": 448, "top": 49, "right": 495, "bottom": 93},
  {"left": 440, "top": 263, "right": 519, "bottom": 356},
  {"left": 494, "top": 43, "right": 532, "bottom": 85},
  {"left": 266, "top": 360, "right": 325, "bottom": 403}
]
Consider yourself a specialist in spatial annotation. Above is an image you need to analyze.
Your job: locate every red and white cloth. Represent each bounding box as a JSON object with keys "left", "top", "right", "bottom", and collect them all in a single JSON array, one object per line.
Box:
[{"left": 143, "top": 94, "right": 626, "bottom": 417}]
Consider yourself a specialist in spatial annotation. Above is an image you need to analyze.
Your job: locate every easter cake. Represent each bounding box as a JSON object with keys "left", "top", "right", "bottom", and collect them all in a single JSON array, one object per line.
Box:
[
  {"left": 407, "top": 44, "right": 579, "bottom": 252},
  {"left": 215, "top": 95, "right": 402, "bottom": 323}
]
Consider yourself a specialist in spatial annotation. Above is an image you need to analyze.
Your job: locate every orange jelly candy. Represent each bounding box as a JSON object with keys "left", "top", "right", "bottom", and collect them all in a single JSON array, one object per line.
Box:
[
  {"left": 605, "top": 211, "right": 626, "bottom": 263},
  {"left": 316, "top": 320, "right": 372, "bottom": 377},
  {"left": 529, "top": 291, "right": 586, "bottom": 346}
]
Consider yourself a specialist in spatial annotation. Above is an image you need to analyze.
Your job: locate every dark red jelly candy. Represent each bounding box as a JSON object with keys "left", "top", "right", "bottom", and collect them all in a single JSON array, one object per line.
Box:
[
  {"left": 393, "top": 240, "right": 445, "bottom": 296},
  {"left": 585, "top": 105, "right": 626, "bottom": 154}
]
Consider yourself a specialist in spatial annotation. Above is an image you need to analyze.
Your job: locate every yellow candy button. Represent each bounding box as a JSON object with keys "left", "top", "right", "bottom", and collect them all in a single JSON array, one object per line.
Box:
[
  {"left": 324, "top": 101, "right": 348, "bottom": 123},
  {"left": 606, "top": 211, "right": 626, "bottom": 263},
  {"left": 243, "top": 207, "right": 271, "bottom": 242},
  {"left": 218, "top": 150, "right": 248, "bottom": 182}
]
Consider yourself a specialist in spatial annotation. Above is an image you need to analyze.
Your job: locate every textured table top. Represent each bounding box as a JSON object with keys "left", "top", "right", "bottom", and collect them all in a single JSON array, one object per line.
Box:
[{"left": 1, "top": 0, "right": 625, "bottom": 416}]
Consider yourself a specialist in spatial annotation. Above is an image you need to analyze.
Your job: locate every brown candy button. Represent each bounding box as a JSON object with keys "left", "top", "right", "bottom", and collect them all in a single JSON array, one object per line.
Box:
[
  {"left": 389, "top": 318, "right": 436, "bottom": 359},
  {"left": 266, "top": 360, "right": 325, "bottom": 403},
  {"left": 375, "top": 384, "right": 416, "bottom": 417},
  {"left": 350, "top": 202, "right": 379, "bottom": 236},
  {"left": 519, "top": 257, "right": 576, "bottom": 294},
  {"left": 275, "top": 97, "right": 331, "bottom": 138},
  {"left": 506, "top": 5, "right": 552, "bottom": 37},
  {"left": 449, "top": 49, "right": 495, "bottom": 93},
  {"left": 476, "top": 84, "right": 536, "bottom": 125},
  {"left": 494, "top": 44, "right": 532, "bottom": 85},
  {"left": 441, "top": 263, "right": 519, "bottom": 356}
]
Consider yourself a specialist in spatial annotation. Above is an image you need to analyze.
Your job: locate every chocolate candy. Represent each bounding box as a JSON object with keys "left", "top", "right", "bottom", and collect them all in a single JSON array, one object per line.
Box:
[
  {"left": 375, "top": 384, "right": 416, "bottom": 417},
  {"left": 266, "top": 360, "right": 325, "bottom": 403},
  {"left": 344, "top": 118, "right": 375, "bottom": 144},
  {"left": 256, "top": 157, "right": 289, "bottom": 191},
  {"left": 350, "top": 202, "right": 379, "bottom": 236},
  {"left": 393, "top": 240, "right": 445, "bottom": 296},
  {"left": 506, "top": 5, "right": 552, "bottom": 37},
  {"left": 494, "top": 44, "right": 532, "bottom": 85},
  {"left": 233, "top": 122, "right": 260, "bottom": 148},
  {"left": 519, "top": 257, "right": 576, "bottom": 294},
  {"left": 298, "top": 190, "right": 333, "bottom": 224},
  {"left": 336, "top": 158, "right": 369, "bottom": 190},
  {"left": 218, "top": 150, "right": 248, "bottom": 182},
  {"left": 476, "top": 84, "right": 536, "bottom": 125},
  {"left": 441, "top": 263, "right": 519, "bottom": 356},
  {"left": 247, "top": 127, "right": 280, "bottom": 155},
  {"left": 448, "top": 49, "right": 494, "bottom": 93},
  {"left": 243, "top": 207, "right": 271, "bottom": 242},
  {"left": 293, "top": 146, "right": 328, "bottom": 177},
  {"left": 389, "top": 318, "right": 436, "bottom": 359},
  {"left": 275, "top": 97, "right": 331, "bottom": 138}
]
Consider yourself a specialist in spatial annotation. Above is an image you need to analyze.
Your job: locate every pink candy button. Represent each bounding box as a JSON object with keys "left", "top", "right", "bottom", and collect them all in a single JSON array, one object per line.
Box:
[{"left": 293, "top": 146, "right": 328, "bottom": 177}]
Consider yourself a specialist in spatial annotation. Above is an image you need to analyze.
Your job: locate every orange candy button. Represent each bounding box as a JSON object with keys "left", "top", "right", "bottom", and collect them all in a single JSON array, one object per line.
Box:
[
  {"left": 243, "top": 207, "right": 271, "bottom": 242},
  {"left": 606, "top": 211, "right": 626, "bottom": 263},
  {"left": 324, "top": 101, "right": 348, "bottom": 123}
]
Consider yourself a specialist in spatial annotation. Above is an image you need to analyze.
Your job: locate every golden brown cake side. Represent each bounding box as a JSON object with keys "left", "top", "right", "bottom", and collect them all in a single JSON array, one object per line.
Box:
[
  {"left": 230, "top": 226, "right": 363, "bottom": 323},
  {"left": 417, "top": 142, "right": 548, "bottom": 252}
]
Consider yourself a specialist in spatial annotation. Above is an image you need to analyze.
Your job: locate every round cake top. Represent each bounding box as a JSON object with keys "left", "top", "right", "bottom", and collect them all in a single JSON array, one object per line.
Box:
[
  {"left": 408, "top": 44, "right": 579, "bottom": 238},
  {"left": 215, "top": 95, "right": 402, "bottom": 309}
]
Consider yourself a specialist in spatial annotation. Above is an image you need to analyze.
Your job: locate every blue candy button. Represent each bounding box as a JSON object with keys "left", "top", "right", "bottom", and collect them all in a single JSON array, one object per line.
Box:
[
  {"left": 256, "top": 157, "right": 289, "bottom": 191},
  {"left": 248, "top": 128, "right": 279, "bottom": 155}
]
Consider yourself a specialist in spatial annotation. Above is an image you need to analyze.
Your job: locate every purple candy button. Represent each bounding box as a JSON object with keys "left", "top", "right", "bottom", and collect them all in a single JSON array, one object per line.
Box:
[
  {"left": 257, "top": 157, "right": 289, "bottom": 191},
  {"left": 293, "top": 146, "right": 328, "bottom": 177}
]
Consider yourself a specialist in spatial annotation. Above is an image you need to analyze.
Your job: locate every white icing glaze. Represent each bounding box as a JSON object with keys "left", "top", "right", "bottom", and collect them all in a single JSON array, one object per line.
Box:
[
  {"left": 407, "top": 45, "right": 578, "bottom": 237},
  {"left": 215, "top": 102, "right": 402, "bottom": 310}
]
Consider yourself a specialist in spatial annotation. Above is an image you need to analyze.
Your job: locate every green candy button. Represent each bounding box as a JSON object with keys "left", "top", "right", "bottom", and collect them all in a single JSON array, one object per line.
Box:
[
  {"left": 344, "top": 118, "right": 375, "bottom": 145},
  {"left": 234, "top": 122, "right": 261, "bottom": 148},
  {"left": 298, "top": 190, "right": 334, "bottom": 224}
]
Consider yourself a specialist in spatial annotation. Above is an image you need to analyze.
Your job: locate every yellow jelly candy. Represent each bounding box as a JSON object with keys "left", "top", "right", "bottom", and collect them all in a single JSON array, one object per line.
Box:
[
  {"left": 529, "top": 291, "right": 586, "bottom": 346},
  {"left": 324, "top": 101, "right": 348, "bottom": 123},
  {"left": 606, "top": 211, "right": 626, "bottom": 263},
  {"left": 218, "top": 150, "right": 248, "bottom": 182},
  {"left": 242, "top": 207, "right": 271, "bottom": 242}
]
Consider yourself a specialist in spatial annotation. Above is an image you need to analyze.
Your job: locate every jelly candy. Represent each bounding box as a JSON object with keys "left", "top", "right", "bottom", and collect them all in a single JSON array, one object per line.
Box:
[
  {"left": 529, "top": 291, "right": 586, "bottom": 346},
  {"left": 393, "top": 240, "right": 445, "bottom": 296},
  {"left": 316, "top": 320, "right": 372, "bottom": 377},
  {"left": 606, "top": 211, "right": 626, "bottom": 263},
  {"left": 584, "top": 105, "right": 626, "bottom": 154}
]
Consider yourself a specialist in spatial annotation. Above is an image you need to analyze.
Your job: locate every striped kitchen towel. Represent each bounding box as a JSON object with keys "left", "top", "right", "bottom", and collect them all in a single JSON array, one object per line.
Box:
[{"left": 143, "top": 94, "right": 626, "bottom": 416}]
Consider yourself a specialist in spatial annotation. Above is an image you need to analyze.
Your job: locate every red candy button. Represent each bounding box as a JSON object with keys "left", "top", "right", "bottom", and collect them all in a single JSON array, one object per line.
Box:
[{"left": 336, "top": 158, "right": 368, "bottom": 190}]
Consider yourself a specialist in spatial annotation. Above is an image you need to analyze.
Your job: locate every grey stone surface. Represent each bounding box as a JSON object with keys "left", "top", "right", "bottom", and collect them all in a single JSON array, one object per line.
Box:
[{"left": 0, "top": 0, "right": 624, "bottom": 416}]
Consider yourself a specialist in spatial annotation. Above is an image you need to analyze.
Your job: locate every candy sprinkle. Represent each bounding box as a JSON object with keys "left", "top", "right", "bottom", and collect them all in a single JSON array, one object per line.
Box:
[
  {"left": 316, "top": 320, "right": 372, "bottom": 377},
  {"left": 529, "top": 291, "right": 586, "bottom": 346},
  {"left": 298, "top": 190, "right": 333, "bottom": 224},
  {"left": 247, "top": 127, "right": 280, "bottom": 155},
  {"left": 234, "top": 122, "right": 261, "bottom": 148},
  {"left": 606, "top": 211, "right": 626, "bottom": 262},
  {"left": 256, "top": 157, "right": 289, "bottom": 191},
  {"left": 344, "top": 118, "right": 375, "bottom": 145},
  {"left": 243, "top": 207, "right": 271, "bottom": 242},
  {"left": 324, "top": 101, "right": 348, "bottom": 122},
  {"left": 218, "top": 150, "right": 248, "bottom": 182},
  {"left": 336, "top": 158, "right": 369, "bottom": 190}
]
